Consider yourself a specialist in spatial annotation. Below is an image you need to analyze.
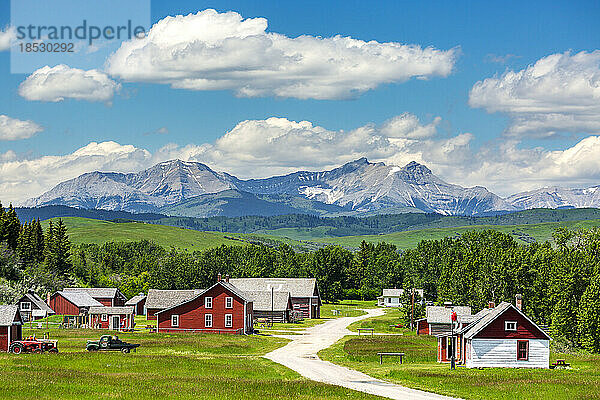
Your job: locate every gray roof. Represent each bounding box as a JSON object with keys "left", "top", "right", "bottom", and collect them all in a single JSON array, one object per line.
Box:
[
  {"left": 21, "top": 291, "right": 55, "bottom": 314},
  {"left": 63, "top": 287, "right": 122, "bottom": 299},
  {"left": 380, "top": 288, "right": 425, "bottom": 298},
  {"left": 461, "top": 302, "right": 551, "bottom": 340},
  {"left": 228, "top": 278, "right": 318, "bottom": 298},
  {"left": 57, "top": 291, "right": 103, "bottom": 308},
  {"left": 244, "top": 291, "right": 291, "bottom": 312},
  {"left": 125, "top": 294, "right": 146, "bottom": 306},
  {"left": 0, "top": 305, "right": 20, "bottom": 326},
  {"left": 89, "top": 306, "right": 134, "bottom": 315},
  {"left": 425, "top": 305, "right": 472, "bottom": 324},
  {"left": 155, "top": 281, "right": 251, "bottom": 315},
  {"left": 145, "top": 289, "right": 204, "bottom": 310}
]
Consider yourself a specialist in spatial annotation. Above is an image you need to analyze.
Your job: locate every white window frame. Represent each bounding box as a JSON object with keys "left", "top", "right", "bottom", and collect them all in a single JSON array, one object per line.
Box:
[
  {"left": 225, "top": 297, "right": 233, "bottom": 309},
  {"left": 20, "top": 301, "right": 32, "bottom": 311},
  {"left": 205, "top": 297, "right": 213, "bottom": 309},
  {"left": 172, "top": 315, "right": 179, "bottom": 327},
  {"left": 205, "top": 313, "right": 213, "bottom": 328},
  {"left": 101, "top": 314, "right": 108, "bottom": 322},
  {"left": 505, "top": 321, "right": 517, "bottom": 331},
  {"left": 225, "top": 314, "right": 233, "bottom": 328}
]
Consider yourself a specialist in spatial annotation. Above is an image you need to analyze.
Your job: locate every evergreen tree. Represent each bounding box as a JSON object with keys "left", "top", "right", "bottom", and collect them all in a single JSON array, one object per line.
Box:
[{"left": 578, "top": 273, "right": 600, "bottom": 352}]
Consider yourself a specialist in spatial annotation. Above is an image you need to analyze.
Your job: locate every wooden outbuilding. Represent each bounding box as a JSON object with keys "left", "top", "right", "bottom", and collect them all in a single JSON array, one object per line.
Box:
[
  {"left": 416, "top": 304, "right": 472, "bottom": 336},
  {"left": 63, "top": 287, "right": 126, "bottom": 307},
  {"left": 145, "top": 289, "right": 204, "bottom": 320},
  {"left": 229, "top": 278, "right": 321, "bottom": 319},
  {"left": 125, "top": 293, "right": 147, "bottom": 316},
  {"left": 49, "top": 291, "right": 103, "bottom": 316},
  {"left": 156, "top": 281, "right": 253, "bottom": 335},
  {"left": 377, "top": 288, "right": 424, "bottom": 307},
  {"left": 16, "top": 290, "right": 55, "bottom": 321},
  {"left": 89, "top": 306, "right": 135, "bottom": 331},
  {"left": 437, "top": 298, "right": 551, "bottom": 368},
  {"left": 0, "top": 305, "right": 23, "bottom": 352},
  {"left": 243, "top": 291, "right": 292, "bottom": 323}
]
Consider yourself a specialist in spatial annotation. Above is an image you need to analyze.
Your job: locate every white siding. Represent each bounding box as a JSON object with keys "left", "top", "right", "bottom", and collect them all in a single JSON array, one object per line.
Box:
[
  {"left": 382, "top": 297, "right": 401, "bottom": 307},
  {"left": 466, "top": 339, "right": 549, "bottom": 369}
]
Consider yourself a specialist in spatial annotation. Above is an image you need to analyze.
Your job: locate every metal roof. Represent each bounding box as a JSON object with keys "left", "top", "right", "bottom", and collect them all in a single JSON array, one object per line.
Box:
[
  {"left": 89, "top": 306, "right": 134, "bottom": 315},
  {"left": 243, "top": 291, "right": 291, "bottom": 312},
  {"left": 20, "top": 291, "right": 55, "bottom": 314},
  {"left": 0, "top": 305, "right": 20, "bottom": 326},
  {"left": 228, "top": 278, "right": 318, "bottom": 298},
  {"left": 57, "top": 291, "right": 103, "bottom": 308},
  {"left": 145, "top": 289, "right": 204, "bottom": 310},
  {"left": 63, "top": 287, "right": 123, "bottom": 299},
  {"left": 125, "top": 294, "right": 146, "bottom": 306},
  {"left": 425, "top": 305, "right": 472, "bottom": 324}
]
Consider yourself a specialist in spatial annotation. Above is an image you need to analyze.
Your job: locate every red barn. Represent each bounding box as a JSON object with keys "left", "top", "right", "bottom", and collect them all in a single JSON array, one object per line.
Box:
[
  {"left": 63, "top": 287, "right": 126, "bottom": 307},
  {"left": 438, "top": 298, "right": 551, "bottom": 368},
  {"left": 0, "top": 305, "right": 23, "bottom": 352},
  {"left": 89, "top": 307, "right": 135, "bottom": 331},
  {"left": 125, "top": 293, "right": 147, "bottom": 316},
  {"left": 157, "top": 281, "right": 253, "bottom": 335},
  {"left": 49, "top": 291, "right": 103, "bottom": 315}
]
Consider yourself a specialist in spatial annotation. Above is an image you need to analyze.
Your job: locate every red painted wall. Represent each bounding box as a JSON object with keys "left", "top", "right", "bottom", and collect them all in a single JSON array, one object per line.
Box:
[
  {"left": 146, "top": 308, "right": 159, "bottom": 320},
  {"left": 475, "top": 308, "right": 547, "bottom": 339},
  {"left": 96, "top": 298, "right": 113, "bottom": 307},
  {"left": 0, "top": 326, "right": 7, "bottom": 351},
  {"left": 417, "top": 320, "right": 429, "bottom": 335},
  {"left": 134, "top": 299, "right": 146, "bottom": 315},
  {"left": 49, "top": 294, "right": 79, "bottom": 315},
  {"left": 158, "top": 285, "right": 251, "bottom": 334}
]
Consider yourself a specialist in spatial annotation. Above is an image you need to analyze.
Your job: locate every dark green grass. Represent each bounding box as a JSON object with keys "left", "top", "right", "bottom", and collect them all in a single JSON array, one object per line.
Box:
[
  {"left": 319, "top": 328, "right": 600, "bottom": 400},
  {"left": 0, "top": 327, "right": 384, "bottom": 400}
]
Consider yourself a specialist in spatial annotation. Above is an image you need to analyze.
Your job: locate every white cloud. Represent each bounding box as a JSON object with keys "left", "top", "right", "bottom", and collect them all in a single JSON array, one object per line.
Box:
[
  {"left": 18, "top": 65, "right": 121, "bottom": 103},
  {"left": 0, "top": 26, "right": 15, "bottom": 51},
  {"left": 0, "top": 115, "right": 43, "bottom": 140},
  {"left": 106, "top": 9, "right": 457, "bottom": 100},
  {"left": 469, "top": 51, "right": 600, "bottom": 137}
]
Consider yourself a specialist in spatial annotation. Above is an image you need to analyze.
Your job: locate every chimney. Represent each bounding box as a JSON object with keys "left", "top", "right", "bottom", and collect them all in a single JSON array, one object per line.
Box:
[
  {"left": 217, "top": 273, "right": 222, "bottom": 282},
  {"left": 515, "top": 294, "right": 523, "bottom": 310},
  {"left": 488, "top": 301, "right": 495, "bottom": 309},
  {"left": 225, "top": 274, "right": 230, "bottom": 283}
]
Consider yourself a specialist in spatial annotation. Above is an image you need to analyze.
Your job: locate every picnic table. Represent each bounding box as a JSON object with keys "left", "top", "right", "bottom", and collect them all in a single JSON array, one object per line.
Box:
[
  {"left": 550, "top": 359, "right": 570, "bottom": 369},
  {"left": 377, "top": 352, "right": 404, "bottom": 364},
  {"left": 357, "top": 328, "right": 374, "bottom": 336}
]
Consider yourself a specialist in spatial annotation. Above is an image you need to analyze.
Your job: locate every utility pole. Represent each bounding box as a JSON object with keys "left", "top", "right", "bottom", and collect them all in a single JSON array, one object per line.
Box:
[
  {"left": 271, "top": 286, "right": 274, "bottom": 327},
  {"left": 450, "top": 311, "right": 457, "bottom": 370},
  {"left": 411, "top": 288, "right": 415, "bottom": 330}
]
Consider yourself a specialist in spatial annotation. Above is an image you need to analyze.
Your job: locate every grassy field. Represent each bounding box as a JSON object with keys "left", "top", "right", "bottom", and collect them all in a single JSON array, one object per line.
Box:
[
  {"left": 0, "top": 326, "right": 385, "bottom": 400},
  {"left": 43, "top": 217, "right": 244, "bottom": 250},
  {"left": 311, "top": 219, "right": 600, "bottom": 249},
  {"left": 320, "top": 312, "right": 600, "bottom": 400}
]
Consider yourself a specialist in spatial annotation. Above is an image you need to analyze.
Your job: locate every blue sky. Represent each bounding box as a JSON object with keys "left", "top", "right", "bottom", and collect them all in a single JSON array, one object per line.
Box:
[{"left": 0, "top": 0, "right": 599, "bottom": 202}]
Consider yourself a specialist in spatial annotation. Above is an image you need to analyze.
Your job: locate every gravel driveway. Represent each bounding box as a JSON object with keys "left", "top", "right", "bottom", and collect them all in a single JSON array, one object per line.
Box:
[{"left": 264, "top": 308, "right": 461, "bottom": 400}]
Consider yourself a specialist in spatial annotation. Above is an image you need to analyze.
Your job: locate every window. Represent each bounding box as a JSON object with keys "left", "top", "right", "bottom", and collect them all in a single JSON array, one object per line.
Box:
[
  {"left": 225, "top": 297, "right": 233, "bottom": 309},
  {"left": 205, "top": 313, "right": 213, "bottom": 328},
  {"left": 517, "top": 340, "right": 529, "bottom": 360},
  {"left": 172, "top": 315, "right": 179, "bottom": 327},
  {"left": 505, "top": 321, "right": 517, "bottom": 331},
  {"left": 205, "top": 297, "right": 213, "bottom": 309},
  {"left": 225, "top": 314, "right": 233, "bottom": 327},
  {"left": 20, "top": 302, "right": 31, "bottom": 311},
  {"left": 101, "top": 314, "right": 108, "bottom": 322}
]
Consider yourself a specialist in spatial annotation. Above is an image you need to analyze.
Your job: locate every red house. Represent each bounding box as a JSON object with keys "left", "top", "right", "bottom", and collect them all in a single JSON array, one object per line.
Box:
[
  {"left": 0, "top": 305, "right": 23, "bottom": 352},
  {"left": 145, "top": 289, "right": 204, "bottom": 320},
  {"left": 125, "top": 293, "right": 147, "bottom": 316},
  {"left": 89, "top": 306, "right": 135, "bottom": 331},
  {"left": 49, "top": 291, "right": 103, "bottom": 315},
  {"left": 156, "top": 280, "right": 254, "bottom": 335},
  {"left": 63, "top": 287, "right": 126, "bottom": 307},
  {"left": 438, "top": 297, "right": 551, "bottom": 368}
]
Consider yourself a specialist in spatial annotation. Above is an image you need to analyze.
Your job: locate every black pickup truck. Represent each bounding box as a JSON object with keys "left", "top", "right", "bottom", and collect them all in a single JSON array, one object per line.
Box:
[{"left": 86, "top": 335, "right": 140, "bottom": 353}]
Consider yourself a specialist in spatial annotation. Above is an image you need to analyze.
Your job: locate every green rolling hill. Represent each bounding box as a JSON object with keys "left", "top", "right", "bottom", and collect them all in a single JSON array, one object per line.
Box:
[{"left": 42, "top": 217, "right": 244, "bottom": 250}]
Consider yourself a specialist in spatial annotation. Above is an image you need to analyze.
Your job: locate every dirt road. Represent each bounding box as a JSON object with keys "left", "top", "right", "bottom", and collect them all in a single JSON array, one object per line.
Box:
[{"left": 264, "top": 308, "right": 460, "bottom": 400}]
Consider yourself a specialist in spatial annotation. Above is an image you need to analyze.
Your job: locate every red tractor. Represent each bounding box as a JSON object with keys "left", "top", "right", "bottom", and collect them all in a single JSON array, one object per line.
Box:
[{"left": 9, "top": 333, "right": 59, "bottom": 354}]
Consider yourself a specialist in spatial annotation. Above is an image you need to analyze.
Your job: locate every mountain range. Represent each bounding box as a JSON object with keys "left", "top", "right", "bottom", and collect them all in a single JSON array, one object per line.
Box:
[{"left": 22, "top": 158, "right": 600, "bottom": 217}]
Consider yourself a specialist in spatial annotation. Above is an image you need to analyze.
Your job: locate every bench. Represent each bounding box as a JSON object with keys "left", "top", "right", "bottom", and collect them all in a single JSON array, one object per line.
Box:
[
  {"left": 377, "top": 352, "right": 404, "bottom": 364},
  {"left": 357, "top": 328, "right": 374, "bottom": 336},
  {"left": 550, "top": 359, "right": 570, "bottom": 369}
]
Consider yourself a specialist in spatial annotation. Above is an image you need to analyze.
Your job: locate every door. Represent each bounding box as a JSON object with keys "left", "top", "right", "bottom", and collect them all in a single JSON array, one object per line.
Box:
[{"left": 111, "top": 316, "right": 120, "bottom": 331}]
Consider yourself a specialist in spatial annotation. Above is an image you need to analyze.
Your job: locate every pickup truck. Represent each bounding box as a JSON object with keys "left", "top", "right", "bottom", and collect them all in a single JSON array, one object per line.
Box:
[{"left": 86, "top": 335, "right": 140, "bottom": 353}]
